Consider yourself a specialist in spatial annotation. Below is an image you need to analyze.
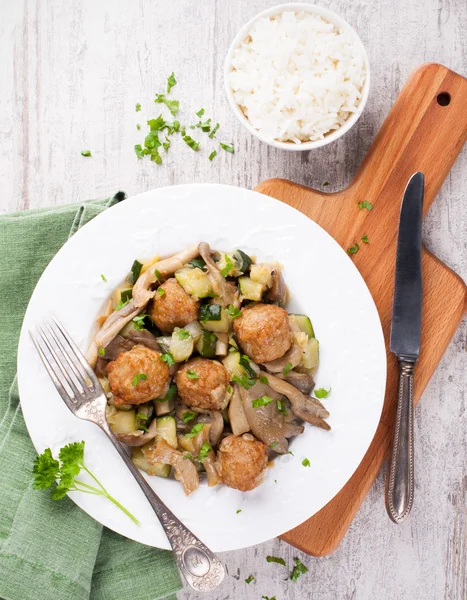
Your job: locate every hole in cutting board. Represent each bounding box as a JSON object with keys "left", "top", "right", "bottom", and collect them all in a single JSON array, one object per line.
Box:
[{"left": 437, "top": 92, "right": 451, "bottom": 106}]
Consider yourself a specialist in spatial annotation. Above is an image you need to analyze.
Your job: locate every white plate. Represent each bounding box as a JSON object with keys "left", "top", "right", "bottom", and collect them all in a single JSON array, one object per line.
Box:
[{"left": 17, "top": 184, "right": 386, "bottom": 552}]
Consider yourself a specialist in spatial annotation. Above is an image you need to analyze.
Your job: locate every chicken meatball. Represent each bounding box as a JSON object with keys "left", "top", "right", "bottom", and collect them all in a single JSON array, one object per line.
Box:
[
  {"left": 233, "top": 303, "right": 292, "bottom": 363},
  {"left": 107, "top": 344, "right": 170, "bottom": 406},
  {"left": 176, "top": 357, "right": 229, "bottom": 410},
  {"left": 216, "top": 434, "right": 268, "bottom": 492},
  {"left": 150, "top": 277, "right": 199, "bottom": 333}
]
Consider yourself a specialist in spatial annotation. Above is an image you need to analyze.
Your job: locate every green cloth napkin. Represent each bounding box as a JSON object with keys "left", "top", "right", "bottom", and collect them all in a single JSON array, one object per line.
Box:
[{"left": 0, "top": 194, "right": 182, "bottom": 600}]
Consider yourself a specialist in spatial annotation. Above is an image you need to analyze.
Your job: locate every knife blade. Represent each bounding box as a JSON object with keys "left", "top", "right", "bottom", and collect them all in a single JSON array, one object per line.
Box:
[
  {"left": 390, "top": 172, "right": 424, "bottom": 361},
  {"left": 386, "top": 171, "right": 424, "bottom": 524}
]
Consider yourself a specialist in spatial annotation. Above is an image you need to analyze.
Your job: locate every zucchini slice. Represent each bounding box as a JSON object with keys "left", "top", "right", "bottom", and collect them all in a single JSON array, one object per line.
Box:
[
  {"left": 169, "top": 327, "right": 194, "bottom": 362},
  {"left": 156, "top": 416, "right": 177, "bottom": 448},
  {"left": 289, "top": 314, "right": 315, "bottom": 338},
  {"left": 106, "top": 407, "right": 137, "bottom": 434},
  {"left": 233, "top": 249, "right": 252, "bottom": 273},
  {"left": 201, "top": 307, "right": 230, "bottom": 333},
  {"left": 196, "top": 328, "right": 217, "bottom": 358},
  {"left": 131, "top": 446, "right": 170, "bottom": 478},
  {"left": 303, "top": 337, "right": 319, "bottom": 370},
  {"left": 222, "top": 351, "right": 246, "bottom": 379},
  {"left": 238, "top": 276, "right": 264, "bottom": 301},
  {"left": 175, "top": 267, "right": 213, "bottom": 299}
]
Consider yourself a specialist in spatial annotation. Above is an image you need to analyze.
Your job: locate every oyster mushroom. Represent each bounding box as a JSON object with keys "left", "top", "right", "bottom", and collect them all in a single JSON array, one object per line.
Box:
[
  {"left": 198, "top": 242, "right": 240, "bottom": 308},
  {"left": 240, "top": 381, "right": 304, "bottom": 453},
  {"left": 228, "top": 384, "right": 250, "bottom": 436},
  {"left": 262, "top": 343, "right": 303, "bottom": 374},
  {"left": 262, "top": 371, "right": 330, "bottom": 430},
  {"left": 196, "top": 410, "right": 225, "bottom": 447},
  {"left": 143, "top": 438, "right": 199, "bottom": 495},
  {"left": 266, "top": 267, "right": 288, "bottom": 306},
  {"left": 115, "top": 418, "right": 158, "bottom": 447},
  {"left": 178, "top": 422, "right": 221, "bottom": 486},
  {"left": 278, "top": 370, "right": 315, "bottom": 395}
]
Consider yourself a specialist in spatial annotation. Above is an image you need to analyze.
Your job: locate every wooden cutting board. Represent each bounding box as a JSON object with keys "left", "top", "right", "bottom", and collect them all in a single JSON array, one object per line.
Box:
[{"left": 254, "top": 63, "right": 467, "bottom": 556}]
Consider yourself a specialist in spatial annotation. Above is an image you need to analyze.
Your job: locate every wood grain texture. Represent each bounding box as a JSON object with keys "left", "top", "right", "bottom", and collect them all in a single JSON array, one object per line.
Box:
[
  {"left": 256, "top": 63, "right": 467, "bottom": 556},
  {"left": 1, "top": 1, "right": 467, "bottom": 599}
]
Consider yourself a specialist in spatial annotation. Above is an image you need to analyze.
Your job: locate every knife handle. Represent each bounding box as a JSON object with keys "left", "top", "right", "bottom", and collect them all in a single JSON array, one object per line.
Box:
[{"left": 386, "top": 360, "right": 415, "bottom": 523}]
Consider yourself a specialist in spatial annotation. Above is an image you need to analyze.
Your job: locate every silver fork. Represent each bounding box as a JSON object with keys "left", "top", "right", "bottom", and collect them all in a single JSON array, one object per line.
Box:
[{"left": 30, "top": 316, "right": 225, "bottom": 593}]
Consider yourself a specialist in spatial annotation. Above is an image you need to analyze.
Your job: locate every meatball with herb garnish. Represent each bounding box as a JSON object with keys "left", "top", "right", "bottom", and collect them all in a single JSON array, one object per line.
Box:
[
  {"left": 150, "top": 277, "right": 199, "bottom": 333},
  {"left": 216, "top": 434, "right": 269, "bottom": 492},
  {"left": 233, "top": 303, "right": 293, "bottom": 363},
  {"left": 107, "top": 344, "right": 169, "bottom": 406},
  {"left": 176, "top": 357, "right": 230, "bottom": 411}
]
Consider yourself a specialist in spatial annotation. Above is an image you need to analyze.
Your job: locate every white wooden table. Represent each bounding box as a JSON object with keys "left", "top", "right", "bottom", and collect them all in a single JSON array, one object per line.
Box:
[{"left": 1, "top": 1, "right": 466, "bottom": 598}]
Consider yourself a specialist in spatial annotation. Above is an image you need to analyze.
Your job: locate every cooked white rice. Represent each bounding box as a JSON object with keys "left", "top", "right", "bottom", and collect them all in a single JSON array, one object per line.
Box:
[{"left": 229, "top": 10, "right": 367, "bottom": 144}]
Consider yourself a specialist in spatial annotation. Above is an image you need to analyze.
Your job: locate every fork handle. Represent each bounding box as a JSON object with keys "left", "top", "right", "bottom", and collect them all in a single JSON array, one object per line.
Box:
[
  {"left": 105, "top": 429, "right": 225, "bottom": 592},
  {"left": 386, "top": 359, "right": 415, "bottom": 523}
]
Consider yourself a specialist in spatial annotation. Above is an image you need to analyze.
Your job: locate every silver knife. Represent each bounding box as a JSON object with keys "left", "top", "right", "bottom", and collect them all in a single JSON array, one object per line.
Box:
[{"left": 386, "top": 171, "right": 424, "bottom": 523}]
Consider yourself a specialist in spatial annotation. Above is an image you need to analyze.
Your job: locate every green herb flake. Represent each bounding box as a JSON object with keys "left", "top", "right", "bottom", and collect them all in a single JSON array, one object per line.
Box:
[
  {"left": 167, "top": 72, "right": 177, "bottom": 93},
  {"left": 157, "top": 287, "right": 165, "bottom": 296},
  {"left": 114, "top": 299, "right": 129, "bottom": 311},
  {"left": 81, "top": 150, "right": 92, "bottom": 157},
  {"left": 290, "top": 558, "right": 308, "bottom": 582},
  {"left": 154, "top": 269, "right": 161, "bottom": 280},
  {"left": 227, "top": 385, "right": 232, "bottom": 394},
  {"left": 187, "top": 369, "right": 199, "bottom": 380},
  {"left": 185, "top": 423, "right": 205, "bottom": 439},
  {"left": 323, "top": 181, "right": 329, "bottom": 187},
  {"left": 226, "top": 304, "right": 241, "bottom": 318},
  {"left": 163, "top": 137, "right": 171, "bottom": 152},
  {"left": 161, "top": 352, "right": 175, "bottom": 366},
  {"left": 154, "top": 94, "right": 179, "bottom": 116},
  {"left": 358, "top": 201, "right": 374, "bottom": 211},
  {"left": 208, "top": 150, "right": 217, "bottom": 161},
  {"left": 157, "top": 383, "right": 177, "bottom": 403},
  {"left": 347, "top": 243, "right": 359, "bottom": 255},
  {"left": 192, "top": 118, "right": 211, "bottom": 132},
  {"left": 196, "top": 108, "right": 205, "bottom": 117},
  {"left": 266, "top": 556, "right": 286, "bottom": 566},
  {"left": 314, "top": 387, "right": 331, "bottom": 399},
  {"left": 220, "top": 255, "right": 235, "bottom": 277},
  {"left": 259, "top": 375, "right": 269, "bottom": 385},
  {"left": 98, "top": 347, "right": 105, "bottom": 357},
  {"left": 302, "top": 458, "right": 311, "bottom": 467},
  {"left": 245, "top": 575, "right": 255, "bottom": 584},
  {"left": 182, "top": 411, "right": 196, "bottom": 423},
  {"left": 178, "top": 329, "right": 190, "bottom": 340},
  {"left": 131, "top": 373, "right": 147, "bottom": 386},
  {"left": 252, "top": 395, "right": 274, "bottom": 408},
  {"left": 236, "top": 509, "right": 242, "bottom": 514},
  {"left": 277, "top": 399, "right": 287, "bottom": 415},
  {"left": 132, "top": 314, "right": 152, "bottom": 331},
  {"left": 100, "top": 274, "right": 107, "bottom": 282},
  {"left": 209, "top": 123, "right": 220, "bottom": 139},
  {"left": 262, "top": 596, "right": 277, "bottom": 600},
  {"left": 232, "top": 374, "right": 256, "bottom": 390},
  {"left": 283, "top": 362, "right": 293, "bottom": 376},
  {"left": 134, "top": 144, "right": 144, "bottom": 159},
  {"left": 220, "top": 142, "right": 234, "bottom": 153},
  {"left": 268, "top": 442, "right": 279, "bottom": 450},
  {"left": 136, "top": 103, "right": 141, "bottom": 112},
  {"left": 199, "top": 441, "right": 211, "bottom": 461},
  {"left": 136, "top": 123, "right": 141, "bottom": 130},
  {"left": 182, "top": 134, "right": 200, "bottom": 151},
  {"left": 361, "top": 235, "right": 369, "bottom": 244}
]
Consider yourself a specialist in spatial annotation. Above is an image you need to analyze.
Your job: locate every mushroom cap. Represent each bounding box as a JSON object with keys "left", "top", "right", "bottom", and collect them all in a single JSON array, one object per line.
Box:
[
  {"left": 107, "top": 344, "right": 170, "bottom": 405},
  {"left": 233, "top": 303, "right": 293, "bottom": 363},
  {"left": 176, "top": 357, "right": 229, "bottom": 410},
  {"left": 150, "top": 277, "right": 199, "bottom": 333},
  {"left": 216, "top": 434, "right": 269, "bottom": 492}
]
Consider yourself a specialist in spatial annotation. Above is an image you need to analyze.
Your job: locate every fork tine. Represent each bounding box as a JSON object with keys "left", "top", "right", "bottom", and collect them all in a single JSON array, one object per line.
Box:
[
  {"left": 30, "top": 329, "right": 77, "bottom": 412},
  {"left": 45, "top": 321, "right": 88, "bottom": 392},
  {"left": 36, "top": 325, "right": 84, "bottom": 399},
  {"left": 52, "top": 316, "right": 98, "bottom": 387}
]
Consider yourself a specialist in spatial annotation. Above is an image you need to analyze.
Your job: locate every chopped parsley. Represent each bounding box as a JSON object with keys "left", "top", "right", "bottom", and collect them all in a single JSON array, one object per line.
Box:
[
  {"left": 262, "top": 597, "right": 276, "bottom": 600},
  {"left": 361, "top": 235, "right": 369, "bottom": 243},
  {"left": 302, "top": 458, "right": 311, "bottom": 467},
  {"left": 196, "top": 108, "right": 205, "bottom": 117},
  {"left": 323, "top": 181, "right": 329, "bottom": 186},
  {"left": 209, "top": 123, "right": 220, "bottom": 138},
  {"left": 290, "top": 558, "right": 308, "bottom": 582},
  {"left": 314, "top": 387, "right": 331, "bottom": 399},
  {"left": 154, "top": 94, "right": 179, "bottom": 116},
  {"left": 161, "top": 352, "right": 175, "bottom": 366},
  {"left": 182, "top": 134, "right": 200, "bottom": 151},
  {"left": 347, "top": 243, "right": 359, "bottom": 255},
  {"left": 252, "top": 395, "right": 273, "bottom": 408},
  {"left": 136, "top": 123, "right": 141, "bottom": 130},
  {"left": 182, "top": 411, "right": 196, "bottom": 423},
  {"left": 283, "top": 362, "right": 293, "bottom": 376},
  {"left": 232, "top": 374, "right": 256, "bottom": 390},
  {"left": 163, "top": 137, "right": 171, "bottom": 152},
  {"left": 266, "top": 556, "right": 286, "bottom": 566},
  {"left": 98, "top": 347, "right": 105, "bottom": 357},
  {"left": 157, "top": 287, "right": 165, "bottom": 296},
  {"left": 236, "top": 509, "right": 242, "bottom": 514},
  {"left": 259, "top": 375, "right": 269, "bottom": 385},
  {"left": 178, "top": 329, "right": 190, "bottom": 340},
  {"left": 268, "top": 442, "right": 279, "bottom": 450},
  {"left": 208, "top": 150, "right": 217, "bottom": 161},
  {"left": 245, "top": 575, "right": 255, "bottom": 584},
  {"left": 132, "top": 314, "right": 151, "bottom": 331},
  {"left": 220, "top": 142, "right": 234, "bottom": 153},
  {"left": 157, "top": 383, "right": 177, "bottom": 403},
  {"left": 154, "top": 269, "right": 161, "bottom": 280},
  {"left": 358, "top": 201, "right": 373, "bottom": 211},
  {"left": 187, "top": 369, "right": 199, "bottom": 380},
  {"left": 167, "top": 72, "right": 177, "bottom": 94},
  {"left": 227, "top": 385, "right": 232, "bottom": 394},
  {"left": 226, "top": 304, "right": 241, "bottom": 318},
  {"left": 131, "top": 373, "right": 147, "bottom": 386},
  {"left": 192, "top": 118, "right": 211, "bottom": 132},
  {"left": 134, "top": 144, "right": 144, "bottom": 159},
  {"left": 100, "top": 274, "right": 107, "bottom": 282},
  {"left": 136, "top": 103, "right": 141, "bottom": 112},
  {"left": 220, "top": 255, "right": 235, "bottom": 277},
  {"left": 277, "top": 399, "right": 287, "bottom": 415},
  {"left": 81, "top": 150, "right": 92, "bottom": 157},
  {"left": 199, "top": 441, "right": 211, "bottom": 461},
  {"left": 185, "top": 423, "right": 204, "bottom": 439},
  {"left": 114, "top": 298, "right": 129, "bottom": 311}
]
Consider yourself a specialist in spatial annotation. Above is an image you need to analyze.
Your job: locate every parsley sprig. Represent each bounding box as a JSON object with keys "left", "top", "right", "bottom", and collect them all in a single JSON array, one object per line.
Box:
[{"left": 32, "top": 441, "right": 139, "bottom": 524}]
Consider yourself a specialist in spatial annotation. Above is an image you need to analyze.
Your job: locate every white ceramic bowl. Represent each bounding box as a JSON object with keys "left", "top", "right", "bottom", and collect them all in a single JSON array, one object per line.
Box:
[{"left": 224, "top": 3, "right": 370, "bottom": 151}]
